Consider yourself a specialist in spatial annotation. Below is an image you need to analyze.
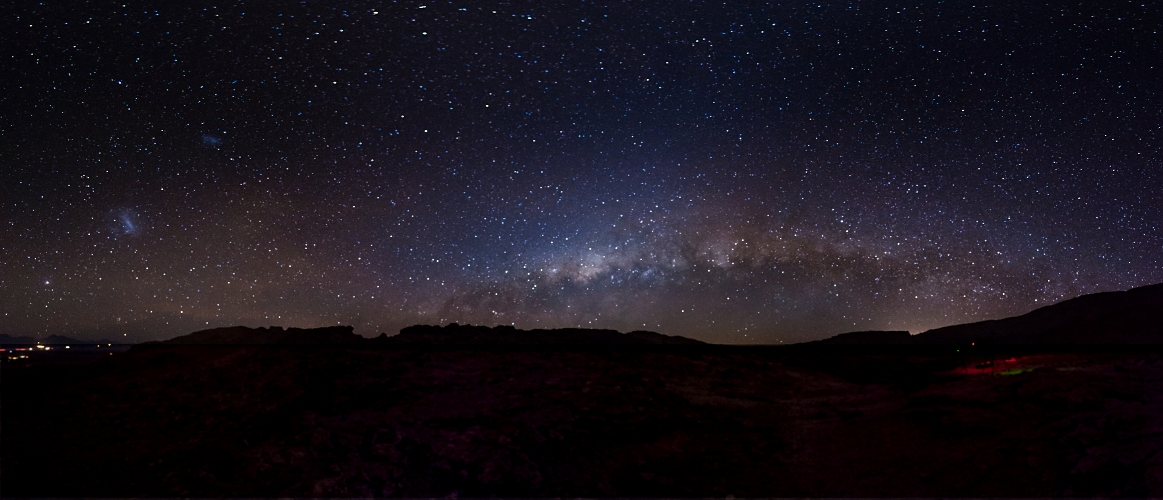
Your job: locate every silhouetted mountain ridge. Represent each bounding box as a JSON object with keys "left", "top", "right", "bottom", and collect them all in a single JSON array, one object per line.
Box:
[
  {"left": 912, "top": 282, "right": 1163, "bottom": 344},
  {"left": 0, "top": 334, "right": 37, "bottom": 345},
  {"left": 389, "top": 323, "right": 704, "bottom": 345},
  {"left": 144, "top": 282, "right": 1163, "bottom": 347},
  {"left": 812, "top": 282, "right": 1163, "bottom": 345},
  {"left": 807, "top": 330, "right": 913, "bottom": 345},
  {"left": 152, "top": 324, "right": 704, "bottom": 346},
  {"left": 0, "top": 333, "right": 115, "bottom": 345},
  {"left": 154, "top": 325, "right": 366, "bottom": 345}
]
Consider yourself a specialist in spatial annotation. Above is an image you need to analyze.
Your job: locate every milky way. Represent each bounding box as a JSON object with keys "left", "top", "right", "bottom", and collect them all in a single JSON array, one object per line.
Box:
[{"left": 3, "top": 2, "right": 1160, "bottom": 343}]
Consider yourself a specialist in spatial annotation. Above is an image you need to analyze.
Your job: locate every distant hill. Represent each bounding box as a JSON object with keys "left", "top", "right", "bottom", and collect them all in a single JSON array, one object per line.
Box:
[
  {"left": 912, "top": 282, "right": 1163, "bottom": 344},
  {"left": 46, "top": 335, "right": 120, "bottom": 345},
  {"left": 0, "top": 334, "right": 37, "bottom": 345},
  {"left": 155, "top": 325, "right": 366, "bottom": 345},
  {"left": 810, "top": 282, "right": 1163, "bottom": 345},
  {"left": 152, "top": 324, "right": 704, "bottom": 346},
  {"left": 805, "top": 330, "right": 913, "bottom": 345},
  {"left": 386, "top": 323, "right": 705, "bottom": 345},
  {"left": 0, "top": 334, "right": 114, "bottom": 345}
]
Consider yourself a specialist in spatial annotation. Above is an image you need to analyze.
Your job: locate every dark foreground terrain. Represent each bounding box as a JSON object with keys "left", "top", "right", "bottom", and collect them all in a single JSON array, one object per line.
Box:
[{"left": 4, "top": 337, "right": 1163, "bottom": 497}]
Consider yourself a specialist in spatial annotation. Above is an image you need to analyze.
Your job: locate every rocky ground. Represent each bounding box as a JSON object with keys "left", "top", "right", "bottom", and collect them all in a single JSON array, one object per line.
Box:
[{"left": 3, "top": 344, "right": 1162, "bottom": 497}]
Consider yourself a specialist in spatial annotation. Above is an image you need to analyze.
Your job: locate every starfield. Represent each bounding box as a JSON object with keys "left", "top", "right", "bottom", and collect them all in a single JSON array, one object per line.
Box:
[{"left": 3, "top": 0, "right": 1161, "bottom": 497}]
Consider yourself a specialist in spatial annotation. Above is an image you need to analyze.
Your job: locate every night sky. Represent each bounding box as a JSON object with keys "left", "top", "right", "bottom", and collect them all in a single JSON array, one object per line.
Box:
[{"left": 3, "top": 1, "right": 1160, "bottom": 344}]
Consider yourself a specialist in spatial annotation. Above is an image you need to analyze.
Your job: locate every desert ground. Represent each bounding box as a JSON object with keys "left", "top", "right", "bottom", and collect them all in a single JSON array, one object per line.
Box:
[{"left": 3, "top": 342, "right": 1162, "bottom": 497}]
